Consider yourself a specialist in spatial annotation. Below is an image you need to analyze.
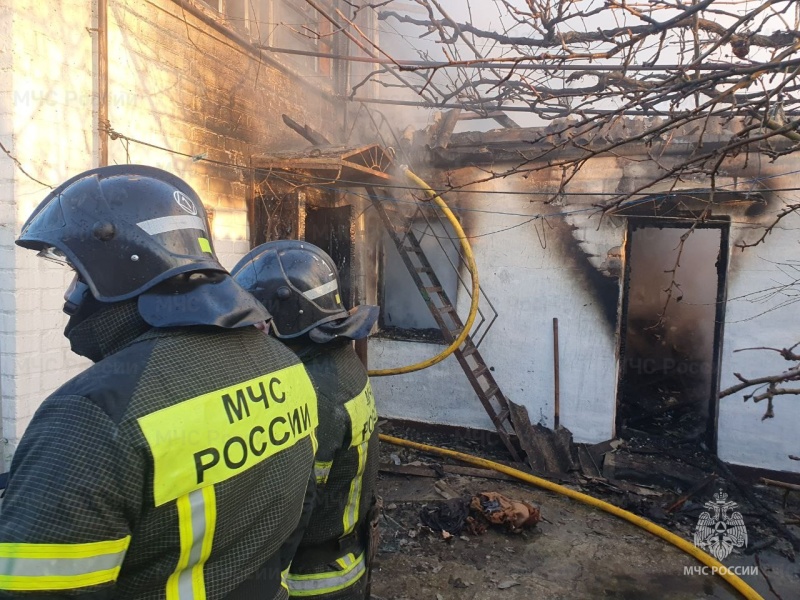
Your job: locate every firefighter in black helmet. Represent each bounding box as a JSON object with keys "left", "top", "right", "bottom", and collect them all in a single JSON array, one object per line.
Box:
[
  {"left": 0, "top": 165, "right": 318, "bottom": 599},
  {"left": 232, "top": 241, "right": 380, "bottom": 600}
]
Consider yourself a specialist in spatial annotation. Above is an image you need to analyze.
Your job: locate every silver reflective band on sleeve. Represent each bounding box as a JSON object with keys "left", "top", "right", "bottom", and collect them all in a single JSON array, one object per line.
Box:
[
  {"left": 178, "top": 489, "right": 206, "bottom": 599},
  {"left": 0, "top": 536, "right": 131, "bottom": 591},
  {"left": 287, "top": 552, "right": 366, "bottom": 596},
  {"left": 137, "top": 215, "right": 206, "bottom": 236},
  {"left": 0, "top": 547, "right": 127, "bottom": 579},
  {"left": 301, "top": 279, "right": 338, "bottom": 301}
]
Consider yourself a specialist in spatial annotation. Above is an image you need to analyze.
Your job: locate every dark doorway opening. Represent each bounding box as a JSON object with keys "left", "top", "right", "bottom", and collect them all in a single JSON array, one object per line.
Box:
[
  {"left": 617, "top": 221, "right": 729, "bottom": 448},
  {"left": 304, "top": 205, "right": 354, "bottom": 308}
]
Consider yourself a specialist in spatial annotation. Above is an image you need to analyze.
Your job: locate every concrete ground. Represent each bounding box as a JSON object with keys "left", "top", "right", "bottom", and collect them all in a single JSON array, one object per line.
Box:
[{"left": 370, "top": 467, "right": 799, "bottom": 600}]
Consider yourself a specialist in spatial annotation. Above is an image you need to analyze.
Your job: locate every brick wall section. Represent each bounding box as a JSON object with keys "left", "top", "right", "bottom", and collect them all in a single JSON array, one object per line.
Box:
[
  {"left": 0, "top": 0, "right": 96, "bottom": 468},
  {"left": 0, "top": 2, "right": 14, "bottom": 472},
  {"left": 0, "top": 0, "right": 353, "bottom": 465},
  {"left": 106, "top": 0, "right": 347, "bottom": 268}
]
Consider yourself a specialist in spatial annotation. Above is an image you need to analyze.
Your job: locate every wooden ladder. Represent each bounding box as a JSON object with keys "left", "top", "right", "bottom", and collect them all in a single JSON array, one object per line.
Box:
[{"left": 366, "top": 188, "right": 522, "bottom": 462}]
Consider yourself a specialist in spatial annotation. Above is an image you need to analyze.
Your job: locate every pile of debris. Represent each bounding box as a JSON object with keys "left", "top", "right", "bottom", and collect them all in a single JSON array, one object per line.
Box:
[
  {"left": 379, "top": 419, "right": 800, "bottom": 563},
  {"left": 420, "top": 491, "right": 540, "bottom": 538}
]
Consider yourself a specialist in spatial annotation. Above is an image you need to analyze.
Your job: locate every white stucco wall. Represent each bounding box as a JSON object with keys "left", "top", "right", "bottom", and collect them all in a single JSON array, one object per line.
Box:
[
  {"left": 371, "top": 156, "right": 800, "bottom": 474},
  {"left": 1, "top": 0, "right": 97, "bottom": 469},
  {"left": 717, "top": 170, "right": 800, "bottom": 473},
  {"left": 372, "top": 172, "right": 622, "bottom": 445}
]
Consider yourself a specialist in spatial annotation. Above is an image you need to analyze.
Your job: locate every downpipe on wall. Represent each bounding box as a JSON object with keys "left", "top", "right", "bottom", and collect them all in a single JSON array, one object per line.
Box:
[{"left": 97, "top": 0, "right": 108, "bottom": 166}]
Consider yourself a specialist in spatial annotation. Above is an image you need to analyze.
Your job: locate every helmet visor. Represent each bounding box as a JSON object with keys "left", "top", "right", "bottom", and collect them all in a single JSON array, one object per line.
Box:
[{"left": 36, "top": 246, "right": 72, "bottom": 268}]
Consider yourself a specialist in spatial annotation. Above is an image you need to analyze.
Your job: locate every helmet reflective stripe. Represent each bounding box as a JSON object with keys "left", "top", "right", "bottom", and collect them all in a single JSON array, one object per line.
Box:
[
  {"left": 137, "top": 215, "right": 207, "bottom": 236},
  {"left": 302, "top": 279, "right": 338, "bottom": 301}
]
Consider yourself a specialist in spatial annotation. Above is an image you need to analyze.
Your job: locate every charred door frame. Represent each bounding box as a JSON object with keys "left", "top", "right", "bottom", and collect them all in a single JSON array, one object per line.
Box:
[{"left": 615, "top": 217, "right": 730, "bottom": 451}]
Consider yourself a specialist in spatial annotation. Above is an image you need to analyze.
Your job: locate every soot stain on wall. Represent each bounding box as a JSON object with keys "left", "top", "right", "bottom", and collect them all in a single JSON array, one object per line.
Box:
[{"left": 548, "top": 216, "right": 621, "bottom": 333}]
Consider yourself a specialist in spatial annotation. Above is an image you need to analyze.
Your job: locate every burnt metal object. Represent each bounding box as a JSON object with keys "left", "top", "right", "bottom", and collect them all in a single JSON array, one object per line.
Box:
[
  {"left": 252, "top": 144, "right": 394, "bottom": 188},
  {"left": 603, "top": 451, "right": 709, "bottom": 492},
  {"left": 281, "top": 114, "right": 331, "bottom": 147},
  {"left": 665, "top": 473, "right": 718, "bottom": 513},
  {"left": 379, "top": 463, "right": 514, "bottom": 482}
]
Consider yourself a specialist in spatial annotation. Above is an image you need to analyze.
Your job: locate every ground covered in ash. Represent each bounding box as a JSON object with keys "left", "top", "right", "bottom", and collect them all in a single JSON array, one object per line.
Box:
[{"left": 369, "top": 423, "right": 800, "bottom": 600}]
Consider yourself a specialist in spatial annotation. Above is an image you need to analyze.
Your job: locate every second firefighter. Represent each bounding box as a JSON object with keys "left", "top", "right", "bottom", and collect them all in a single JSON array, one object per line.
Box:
[{"left": 233, "top": 240, "right": 380, "bottom": 600}]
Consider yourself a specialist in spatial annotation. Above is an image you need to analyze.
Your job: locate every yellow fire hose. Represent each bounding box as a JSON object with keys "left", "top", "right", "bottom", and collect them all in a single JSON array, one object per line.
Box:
[
  {"left": 370, "top": 171, "right": 762, "bottom": 598},
  {"left": 367, "top": 168, "right": 480, "bottom": 377},
  {"left": 380, "top": 434, "right": 763, "bottom": 600}
]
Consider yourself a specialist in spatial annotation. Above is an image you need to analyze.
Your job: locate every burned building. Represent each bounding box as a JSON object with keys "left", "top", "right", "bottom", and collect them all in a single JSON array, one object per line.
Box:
[
  {"left": 0, "top": 0, "right": 379, "bottom": 469},
  {"left": 246, "top": 117, "right": 800, "bottom": 476},
  {"left": 1, "top": 1, "right": 798, "bottom": 479}
]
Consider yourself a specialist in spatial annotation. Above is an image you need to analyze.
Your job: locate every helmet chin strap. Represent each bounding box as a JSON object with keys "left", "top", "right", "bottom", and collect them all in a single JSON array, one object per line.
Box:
[{"left": 63, "top": 273, "right": 91, "bottom": 316}]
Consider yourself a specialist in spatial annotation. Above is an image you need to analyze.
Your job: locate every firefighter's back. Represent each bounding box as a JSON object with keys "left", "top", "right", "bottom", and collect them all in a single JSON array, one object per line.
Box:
[
  {"left": 117, "top": 325, "right": 318, "bottom": 598},
  {"left": 230, "top": 239, "right": 382, "bottom": 600},
  {"left": 0, "top": 324, "right": 317, "bottom": 600},
  {"left": 1, "top": 165, "right": 318, "bottom": 600},
  {"left": 287, "top": 341, "right": 379, "bottom": 600}
]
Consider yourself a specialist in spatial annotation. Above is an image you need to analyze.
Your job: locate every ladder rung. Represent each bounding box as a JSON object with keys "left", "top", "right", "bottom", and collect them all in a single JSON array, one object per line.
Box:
[
  {"left": 483, "top": 385, "right": 500, "bottom": 399},
  {"left": 460, "top": 345, "right": 478, "bottom": 357},
  {"left": 416, "top": 267, "right": 433, "bottom": 273},
  {"left": 496, "top": 408, "right": 510, "bottom": 423},
  {"left": 402, "top": 245, "right": 422, "bottom": 253},
  {"left": 472, "top": 365, "right": 488, "bottom": 378},
  {"left": 438, "top": 305, "right": 456, "bottom": 314},
  {"left": 424, "top": 286, "right": 443, "bottom": 293}
]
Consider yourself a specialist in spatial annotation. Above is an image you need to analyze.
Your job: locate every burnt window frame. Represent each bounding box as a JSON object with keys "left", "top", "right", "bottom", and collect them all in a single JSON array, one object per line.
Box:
[{"left": 376, "top": 216, "right": 462, "bottom": 345}]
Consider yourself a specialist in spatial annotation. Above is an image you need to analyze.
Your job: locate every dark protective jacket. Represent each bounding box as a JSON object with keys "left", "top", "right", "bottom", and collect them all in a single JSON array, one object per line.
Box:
[
  {"left": 286, "top": 340, "right": 378, "bottom": 600},
  {"left": 0, "top": 302, "right": 318, "bottom": 600}
]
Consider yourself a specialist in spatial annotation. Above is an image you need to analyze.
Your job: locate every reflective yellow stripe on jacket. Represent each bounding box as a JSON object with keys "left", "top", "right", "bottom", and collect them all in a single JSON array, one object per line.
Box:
[
  {"left": 343, "top": 382, "right": 377, "bottom": 448},
  {"left": 281, "top": 566, "right": 290, "bottom": 592},
  {"left": 314, "top": 460, "right": 333, "bottom": 485},
  {"left": 287, "top": 552, "right": 366, "bottom": 597},
  {"left": 0, "top": 536, "right": 130, "bottom": 591},
  {"left": 341, "top": 381, "right": 376, "bottom": 535},
  {"left": 166, "top": 486, "right": 217, "bottom": 600}
]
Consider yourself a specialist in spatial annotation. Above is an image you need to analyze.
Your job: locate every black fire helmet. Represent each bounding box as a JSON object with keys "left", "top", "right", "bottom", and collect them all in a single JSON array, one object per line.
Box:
[
  {"left": 16, "top": 164, "right": 270, "bottom": 328},
  {"left": 231, "top": 240, "right": 378, "bottom": 342}
]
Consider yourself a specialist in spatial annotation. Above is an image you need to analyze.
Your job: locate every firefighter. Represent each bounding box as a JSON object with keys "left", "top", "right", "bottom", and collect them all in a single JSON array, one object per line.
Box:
[
  {"left": 0, "top": 166, "right": 318, "bottom": 599},
  {"left": 232, "top": 241, "right": 380, "bottom": 600}
]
